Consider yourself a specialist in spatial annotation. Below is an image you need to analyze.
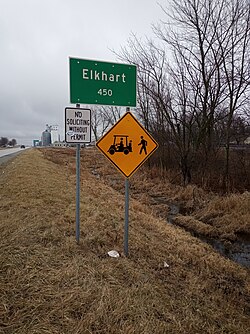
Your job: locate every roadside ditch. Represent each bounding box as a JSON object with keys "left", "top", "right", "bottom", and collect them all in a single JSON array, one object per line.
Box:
[
  {"left": 43, "top": 147, "right": 250, "bottom": 269},
  {"left": 150, "top": 194, "right": 250, "bottom": 268},
  {"left": 89, "top": 164, "right": 250, "bottom": 268}
]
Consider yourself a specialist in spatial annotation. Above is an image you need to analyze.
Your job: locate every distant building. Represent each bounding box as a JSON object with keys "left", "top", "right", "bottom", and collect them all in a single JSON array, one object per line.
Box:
[
  {"left": 33, "top": 139, "right": 40, "bottom": 147},
  {"left": 50, "top": 125, "right": 59, "bottom": 144},
  {"left": 40, "top": 124, "right": 60, "bottom": 146},
  {"left": 40, "top": 124, "right": 64, "bottom": 146},
  {"left": 41, "top": 128, "right": 51, "bottom": 146},
  {"left": 53, "top": 141, "right": 68, "bottom": 147}
]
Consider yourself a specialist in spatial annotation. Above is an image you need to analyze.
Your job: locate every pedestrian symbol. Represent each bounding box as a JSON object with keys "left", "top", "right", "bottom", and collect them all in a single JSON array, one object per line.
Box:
[
  {"left": 96, "top": 112, "right": 159, "bottom": 178},
  {"left": 138, "top": 136, "right": 147, "bottom": 155}
]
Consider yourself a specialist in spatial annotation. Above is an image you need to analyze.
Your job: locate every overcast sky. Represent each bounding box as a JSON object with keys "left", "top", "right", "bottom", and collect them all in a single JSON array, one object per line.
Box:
[{"left": 0, "top": 0, "right": 166, "bottom": 145}]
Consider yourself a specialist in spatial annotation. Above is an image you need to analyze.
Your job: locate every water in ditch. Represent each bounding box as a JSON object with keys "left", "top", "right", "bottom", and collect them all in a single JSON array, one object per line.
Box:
[
  {"left": 151, "top": 195, "right": 250, "bottom": 268},
  {"left": 171, "top": 205, "right": 249, "bottom": 268}
]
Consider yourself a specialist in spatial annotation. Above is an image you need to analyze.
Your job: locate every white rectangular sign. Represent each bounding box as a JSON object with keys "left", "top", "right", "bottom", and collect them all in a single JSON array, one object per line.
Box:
[{"left": 65, "top": 107, "right": 91, "bottom": 143}]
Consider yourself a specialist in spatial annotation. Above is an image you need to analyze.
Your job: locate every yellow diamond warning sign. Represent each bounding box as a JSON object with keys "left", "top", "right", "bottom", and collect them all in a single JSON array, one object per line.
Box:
[{"left": 96, "top": 112, "right": 159, "bottom": 178}]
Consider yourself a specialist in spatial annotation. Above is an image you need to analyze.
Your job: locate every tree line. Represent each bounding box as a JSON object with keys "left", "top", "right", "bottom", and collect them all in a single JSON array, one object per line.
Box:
[
  {"left": 92, "top": 0, "right": 250, "bottom": 192},
  {"left": 0, "top": 137, "right": 17, "bottom": 147}
]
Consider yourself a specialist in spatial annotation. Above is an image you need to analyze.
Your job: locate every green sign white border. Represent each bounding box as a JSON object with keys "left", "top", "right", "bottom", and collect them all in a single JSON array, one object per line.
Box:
[{"left": 69, "top": 56, "right": 137, "bottom": 107}]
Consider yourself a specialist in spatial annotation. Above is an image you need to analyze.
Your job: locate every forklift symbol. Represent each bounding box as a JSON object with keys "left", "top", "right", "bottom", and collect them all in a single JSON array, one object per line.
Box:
[{"left": 108, "top": 135, "right": 132, "bottom": 155}]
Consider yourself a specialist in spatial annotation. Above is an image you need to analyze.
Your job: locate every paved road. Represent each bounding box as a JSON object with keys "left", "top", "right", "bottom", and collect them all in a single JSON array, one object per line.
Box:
[
  {"left": 0, "top": 147, "right": 29, "bottom": 165},
  {"left": 0, "top": 147, "right": 26, "bottom": 158}
]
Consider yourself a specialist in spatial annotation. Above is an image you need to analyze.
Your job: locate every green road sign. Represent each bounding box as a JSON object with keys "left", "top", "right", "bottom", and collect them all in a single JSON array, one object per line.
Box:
[{"left": 69, "top": 57, "right": 137, "bottom": 107}]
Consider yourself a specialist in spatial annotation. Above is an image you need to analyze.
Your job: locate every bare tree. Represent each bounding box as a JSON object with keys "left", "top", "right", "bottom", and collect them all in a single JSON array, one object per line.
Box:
[
  {"left": 9, "top": 139, "right": 17, "bottom": 147},
  {"left": 115, "top": 0, "right": 250, "bottom": 188},
  {"left": 214, "top": 0, "right": 250, "bottom": 187},
  {"left": 230, "top": 115, "right": 249, "bottom": 144},
  {"left": 0, "top": 137, "right": 8, "bottom": 147},
  {"left": 91, "top": 106, "right": 124, "bottom": 141},
  {"left": 155, "top": 0, "right": 228, "bottom": 152},
  {"left": 117, "top": 36, "right": 179, "bottom": 172},
  {"left": 154, "top": 0, "right": 250, "bottom": 186}
]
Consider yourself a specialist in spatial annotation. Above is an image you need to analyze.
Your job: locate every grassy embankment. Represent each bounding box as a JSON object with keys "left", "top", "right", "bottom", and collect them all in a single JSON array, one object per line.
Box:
[
  {"left": 66, "top": 146, "right": 250, "bottom": 244},
  {"left": 78, "top": 146, "right": 249, "bottom": 267},
  {"left": 0, "top": 148, "right": 249, "bottom": 333}
]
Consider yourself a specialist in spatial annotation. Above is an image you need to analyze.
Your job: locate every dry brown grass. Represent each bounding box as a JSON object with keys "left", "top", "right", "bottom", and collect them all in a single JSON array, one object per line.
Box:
[
  {"left": 169, "top": 191, "right": 250, "bottom": 242},
  {"left": 193, "top": 192, "right": 250, "bottom": 241},
  {"left": 0, "top": 148, "right": 250, "bottom": 333},
  {"left": 172, "top": 216, "right": 218, "bottom": 239},
  {"left": 69, "top": 147, "right": 250, "bottom": 243}
]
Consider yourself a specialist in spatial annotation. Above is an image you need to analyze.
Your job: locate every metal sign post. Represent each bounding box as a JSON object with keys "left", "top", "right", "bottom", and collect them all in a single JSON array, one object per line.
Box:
[
  {"left": 124, "top": 107, "right": 130, "bottom": 257},
  {"left": 75, "top": 103, "right": 81, "bottom": 244},
  {"left": 65, "top": 104, "right": 91, "bottom": 244},
  {"left": 96, "top": 108, "right": 159, "bottom": 257},
  {"left": 69, "top": 57, "right": 147, "bottom": 254},
  {"left": 76, "top": 142, "right": 80, "bottom": 244},
  {"left": 124, "top": 177, "right": 129, "bottom": 256}
]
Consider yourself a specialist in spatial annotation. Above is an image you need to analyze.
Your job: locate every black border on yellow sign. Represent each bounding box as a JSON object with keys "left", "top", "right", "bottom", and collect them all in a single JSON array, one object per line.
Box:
[{"left": 96, "top": 112, "right": 159, "bottom": 178}]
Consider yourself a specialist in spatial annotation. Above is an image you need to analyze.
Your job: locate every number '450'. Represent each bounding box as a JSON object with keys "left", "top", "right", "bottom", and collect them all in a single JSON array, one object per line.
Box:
[{"left": 97, "top": 89, "right": 112, "bottom": 96}]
